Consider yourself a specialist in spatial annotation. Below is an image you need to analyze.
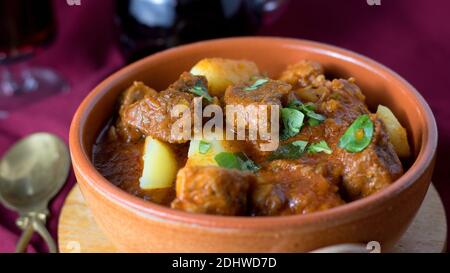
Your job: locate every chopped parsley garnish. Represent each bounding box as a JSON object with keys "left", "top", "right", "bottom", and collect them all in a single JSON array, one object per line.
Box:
[
  {"left": 214, "top": 152, "right": 241, "bottom": 170},
  {"left": 280, "top": 108, "right": 305, "bottom": 140},
  {"left": 269, "top": 140, "right": 308, "bottom": 160},
  {"left": 244, "top": 78, "right": 269, "bottom": 91},
  {"left": 215, "top": 152, "right": 260, "bottom": 172},
  {"left": 198, "top": 140, "right": 211, "bottom": 154},
  {"left": 188, "top": 80, "right": 213, "bottom": 102},
  {"left": 288, "top": 99, "right": 325, "bottom": 124},
  {"left": 236, "top": 152, "right": 260, "bottom": 172},
  {"left": 281, "top": 99, "right": 326, "bottom": 139},
  {"left": 300, "top": 103, "right": 326, "bottom": 123},
  {"left": 286, "top": 99, "right": 302, "bottom": 109},
  {"left": 338, "top": 114, "right": 374, "bottom": 153},
  {"left": 307, "top": 140, "right": 332, "bottom": 154},
  {"left": 308, "top": 118, "right": 321, "bottom": 127}
]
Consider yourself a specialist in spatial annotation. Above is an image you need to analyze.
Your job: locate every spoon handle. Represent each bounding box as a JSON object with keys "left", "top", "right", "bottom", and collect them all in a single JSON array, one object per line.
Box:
[
  {"left": 33, "top": 218, "right": 57, "bottom": 253},
  {"left": 15, "top": 220, "right": 34, "bottom": 253}
]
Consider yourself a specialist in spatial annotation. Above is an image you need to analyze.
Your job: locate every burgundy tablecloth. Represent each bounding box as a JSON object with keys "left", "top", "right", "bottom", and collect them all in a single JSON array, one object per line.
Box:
[{"left": 0, "top": 0, "right": 449, "bottom": 253}]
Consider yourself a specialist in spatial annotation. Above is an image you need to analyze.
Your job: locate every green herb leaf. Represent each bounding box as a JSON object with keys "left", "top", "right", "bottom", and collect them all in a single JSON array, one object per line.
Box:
[
  {"left": 287, "top": 99, "right": 325, "bottom": 126},
  {"left": 214, "top": 152, "right": 260, "bottom": 172},
  {"left": 244, "top": 78, "right": 269, "bottom": 91},
  {"left": 280, "top": 108, "right": 304, "bottom": 140},
  {"left": 308, "top": 118, "right": 321, "bottom": 127},
  {"left": 214, "top": 152, "right": 241, "bottom": 170},
  {"left": 236, "top": 152, "right": 260, "bottom": 172},
  {"left": 297, "top": 102, "right": 325, "bottom": 122},
  {"left": 189, "top": 80, "right": 213, "bottom": 102},
  {"left": 269, "top": 140, "right": 308, "bottom": 160},
  {"left": 301, "top": 105, "right": 326, "bottom": 122},
  {"left": 338, "top": 114, "right": 374, "bottom": 153},
  {"left": 286, "top": 99, "right": 302, "bottom": 109},
  {"left": 307, "top": 140, "right": 332, "bottom": 154},
  {"left": 198, "top": 140, "right": 211, "bottom": 154}
]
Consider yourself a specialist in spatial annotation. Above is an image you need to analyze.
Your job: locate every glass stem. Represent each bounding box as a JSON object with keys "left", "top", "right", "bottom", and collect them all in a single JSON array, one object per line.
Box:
[
  {"left": 0, "top": 65, "right": 19, "bottom": 96},
  {"left": 20, "top": 64, "right": 39, "bottom": 92}
]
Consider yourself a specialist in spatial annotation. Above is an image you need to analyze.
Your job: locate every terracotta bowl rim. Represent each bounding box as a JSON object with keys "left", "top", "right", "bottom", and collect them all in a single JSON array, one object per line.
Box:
[{"left": 69, "top": 37, "right": 438, "bottom": 230}]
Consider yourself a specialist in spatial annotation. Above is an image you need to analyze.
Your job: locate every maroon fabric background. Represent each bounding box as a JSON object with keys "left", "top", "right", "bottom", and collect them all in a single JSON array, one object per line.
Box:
[{"left": 0, "top": 0, "right": 449, "bottom": 252}]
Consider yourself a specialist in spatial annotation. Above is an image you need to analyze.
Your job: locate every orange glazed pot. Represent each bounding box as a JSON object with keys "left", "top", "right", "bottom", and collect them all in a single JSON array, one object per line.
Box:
[{"left": 69, "top": 37, "right": 437, "bottom": 252}]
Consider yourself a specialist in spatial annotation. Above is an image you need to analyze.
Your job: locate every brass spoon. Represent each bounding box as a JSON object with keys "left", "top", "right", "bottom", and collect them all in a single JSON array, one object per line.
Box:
[{"left": 0, "top": 133, "right": 70, "bottom": 253}]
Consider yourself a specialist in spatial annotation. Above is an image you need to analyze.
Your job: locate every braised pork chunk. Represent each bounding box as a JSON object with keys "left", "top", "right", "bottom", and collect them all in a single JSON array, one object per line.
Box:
[{"left": 93, "top": 58, "right": 408, "bottom": 217}]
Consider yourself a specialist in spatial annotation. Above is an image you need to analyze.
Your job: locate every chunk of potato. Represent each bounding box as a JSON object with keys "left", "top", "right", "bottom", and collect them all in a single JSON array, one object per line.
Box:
[
  {"left": 186, "top": 132, "right": 237, "bottom": 167},
  {"left": 376, "top": 105, "right": 411, "bottom": 158},
  {"left": 190, "top": 58, "right": 260, "bottom": 97},
  {"left": 139, "top": 137, "right": 178, "bottom": 190}
]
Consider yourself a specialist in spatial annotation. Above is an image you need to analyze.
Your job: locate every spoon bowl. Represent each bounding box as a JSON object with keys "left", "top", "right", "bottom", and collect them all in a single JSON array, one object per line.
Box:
[{"left": 0, "top": 133, "right": 70, "bottom": 212}]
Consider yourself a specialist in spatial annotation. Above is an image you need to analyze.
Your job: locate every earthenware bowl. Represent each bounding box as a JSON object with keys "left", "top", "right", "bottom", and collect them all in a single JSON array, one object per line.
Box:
[{"left": 69, "top": 37, "right": 437, "bottom": 252}]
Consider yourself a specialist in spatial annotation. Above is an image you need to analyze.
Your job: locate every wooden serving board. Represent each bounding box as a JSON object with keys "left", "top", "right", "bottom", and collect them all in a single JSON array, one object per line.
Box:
[{"left": 58, "top": 184, "right": 447, "bottom": 253}]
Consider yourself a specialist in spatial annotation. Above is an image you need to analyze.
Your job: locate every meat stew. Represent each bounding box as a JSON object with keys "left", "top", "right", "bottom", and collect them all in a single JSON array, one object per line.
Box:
[{"left": 93, "top": 58, "right": 410, "bottom": 216}]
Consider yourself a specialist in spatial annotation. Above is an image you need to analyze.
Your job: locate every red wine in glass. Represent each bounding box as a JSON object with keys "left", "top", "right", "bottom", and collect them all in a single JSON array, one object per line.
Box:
[
  {"left": 0, "top": 0, "right": 68, "bottom": 117},
  {"left": 116, "top": 0, "right": 288, "bottom": 63}
]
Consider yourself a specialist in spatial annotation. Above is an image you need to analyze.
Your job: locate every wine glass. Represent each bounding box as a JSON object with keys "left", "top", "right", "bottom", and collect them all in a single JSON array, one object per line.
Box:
[
  {"left": 116, "top": 0, "right": 288, "bottom": 62},
  {"left": 0, "top": 0, "right": 68, "bottom": 118}
]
